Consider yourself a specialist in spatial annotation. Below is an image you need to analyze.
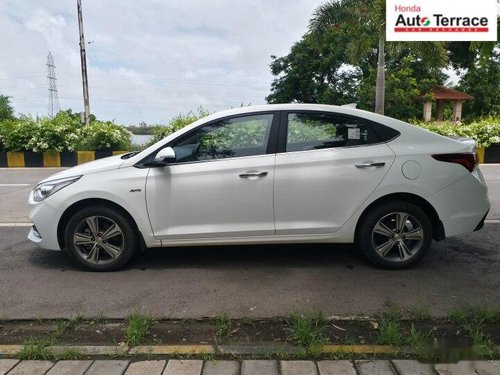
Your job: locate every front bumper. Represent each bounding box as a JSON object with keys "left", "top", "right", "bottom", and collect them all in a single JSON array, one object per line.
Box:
[{"left": 28, "top": 191, "right": 62, "bottom": 250}]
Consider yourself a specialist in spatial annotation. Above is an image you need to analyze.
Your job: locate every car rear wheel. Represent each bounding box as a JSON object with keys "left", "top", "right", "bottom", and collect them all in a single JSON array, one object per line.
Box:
[
  {"left": 357, "top": 202, "right": 432, "bottom": 269},
  {"left": 64, "top": 206, "right": 138, "bottom": 271}
]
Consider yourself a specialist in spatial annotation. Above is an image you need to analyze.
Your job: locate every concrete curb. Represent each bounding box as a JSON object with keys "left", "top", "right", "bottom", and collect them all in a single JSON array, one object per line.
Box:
[
  {"left": 2, "top": 344, "right": 500, "bottom": 358},
  {"left": 0, "top": 151, "right": 128, "bottom": 167},
  {"left": 0, "top": 344, "right": 406, "bottom": 357}
]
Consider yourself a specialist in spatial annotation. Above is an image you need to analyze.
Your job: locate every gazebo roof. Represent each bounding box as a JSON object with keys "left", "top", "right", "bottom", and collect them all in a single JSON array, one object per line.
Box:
[{"left": 431, "top": 85, "right": 473, "bottom": 100}]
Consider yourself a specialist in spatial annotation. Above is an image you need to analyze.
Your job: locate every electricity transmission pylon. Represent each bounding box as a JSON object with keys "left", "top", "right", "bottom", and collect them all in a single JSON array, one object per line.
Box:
[{"left": 47, "top": 52, "right": 60, "bottom": 117}]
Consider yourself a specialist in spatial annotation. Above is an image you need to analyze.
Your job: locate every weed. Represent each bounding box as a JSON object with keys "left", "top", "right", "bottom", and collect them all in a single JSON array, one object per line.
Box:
[
  {"left": 53, "top": 320, "right": 73, "bottom": 340},
  {"left": 125, "top": 312, "right": 152, "bottom": 346},
  {"left": 17, "top": 337, "right": 54, "bottom": 360},
  {"left": 73, "top": 314, "right": 85, "bottom": 324},
  {"left": 55, "top": 348, "right": 85, "bottom": 360},
  {"left": 377, "top": 307, "right": 404, "bottom": 347},
  {"left": 287, "top": 311, "right": 328, "bottom": 355},
  {"left": 408, "top": 305, "right": 432, "bottom": 320},
  {"left": 212, "top": 311, "right": 230, "bottom": 343}
]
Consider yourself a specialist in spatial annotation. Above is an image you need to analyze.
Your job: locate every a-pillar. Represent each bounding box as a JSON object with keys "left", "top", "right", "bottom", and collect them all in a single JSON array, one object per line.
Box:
[
  {"left": 423, "top": 101, "right": 432, "bottom": 122},
  {"left": 452, "top": 100, "right": 463, "bottom": 122}
]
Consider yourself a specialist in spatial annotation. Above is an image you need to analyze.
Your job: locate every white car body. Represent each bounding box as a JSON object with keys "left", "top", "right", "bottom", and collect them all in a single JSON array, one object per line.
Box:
[{"left": 28, "top": 104, "right": 490, "bottom": 268}]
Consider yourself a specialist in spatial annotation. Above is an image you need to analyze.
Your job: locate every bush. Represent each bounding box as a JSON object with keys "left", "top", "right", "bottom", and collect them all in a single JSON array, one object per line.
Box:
[
  {"left": 410, "top": 116, "right": 500, "bottom": 148},
  {"left": 76, "top": 121, "right": 132, "bottom": 151},
  {"left": 0, "top": 112, "right": 132, "bottom": 152},
  {"left": 147, "top": 107, "right": 210, "bottom": 146}
]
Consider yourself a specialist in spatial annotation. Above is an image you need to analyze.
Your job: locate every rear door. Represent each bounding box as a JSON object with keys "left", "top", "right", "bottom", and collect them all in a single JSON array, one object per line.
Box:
[{"left": 274, "top": 111, "right": 397, "bottom": 235}]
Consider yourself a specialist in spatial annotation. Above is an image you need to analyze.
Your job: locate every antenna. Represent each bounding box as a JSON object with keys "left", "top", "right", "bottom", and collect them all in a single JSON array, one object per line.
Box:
[{"left": 46, "top": 52, "right": 60, "bottom": 117}]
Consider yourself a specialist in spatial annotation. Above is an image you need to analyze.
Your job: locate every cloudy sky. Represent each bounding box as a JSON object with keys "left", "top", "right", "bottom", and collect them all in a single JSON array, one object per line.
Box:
[{"left": 0, "top": 0, "right": 320, "bottom": 124}]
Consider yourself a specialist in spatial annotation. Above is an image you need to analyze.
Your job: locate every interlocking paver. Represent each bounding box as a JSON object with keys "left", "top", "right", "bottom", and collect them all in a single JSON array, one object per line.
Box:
[
  {"left": 434, "top": 361, "right": 475, "bottom": 375},
  {"left": 356, "top": 360, "right": 395, "bottom": 375},
  {"left": 6, "top": 360, "right": 54, "bottom": 375},
  {"left": 391, "top": 360, "right": 433, "bottom": 375},
  {"left": 473, "top": 360, "right": 500, "bottom": 375},
  {"left": 241, "top": 360, "right": 279, "bottom": 375},
  {"left": 202, "top": 360, "right": 239, "bottom": 375},
  {"left": 163, "top": 360, "right": 203, "bottom": 375},
  {"left": 45, "top": 360, "right": 93, "bottom": 375},
  {"left": 281, "top": 361, "right": 318, "bottom": 375},
  {"left": 317, "top": 360, "right": 356, "bottom": 375},
  {"left": 84, "top": 360, "right": 129, "bottom": 375},
  {"left": 125, "top": 360, "right": 166, "bottom": 375},
  {"left": 0, "top": 360, "right": 19, "bottom": 375}
]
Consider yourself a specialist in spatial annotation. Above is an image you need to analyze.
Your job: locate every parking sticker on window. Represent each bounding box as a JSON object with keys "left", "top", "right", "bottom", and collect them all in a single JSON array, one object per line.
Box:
[{"left": 348, "top": 128, "right": 361, "bottom": 140}]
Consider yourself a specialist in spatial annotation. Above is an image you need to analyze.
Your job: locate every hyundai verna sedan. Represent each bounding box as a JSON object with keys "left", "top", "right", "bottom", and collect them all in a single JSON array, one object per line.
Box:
[{"left": 28, "top": 104, "right": 490, "bottom": 271}]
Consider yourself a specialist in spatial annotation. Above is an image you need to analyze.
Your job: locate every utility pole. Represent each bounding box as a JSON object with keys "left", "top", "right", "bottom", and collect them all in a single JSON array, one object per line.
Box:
[
  {"left": 77, "top": 0, "right": 90, "bottom": 125},
  {"left": 46, "top": 52, "right": 60, "bottom": 117}
]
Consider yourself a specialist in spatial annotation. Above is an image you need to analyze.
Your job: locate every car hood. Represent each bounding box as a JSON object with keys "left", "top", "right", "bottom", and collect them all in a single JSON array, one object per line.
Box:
[{"left": 38, "top": 154, "right": 126, "bottom": 184}]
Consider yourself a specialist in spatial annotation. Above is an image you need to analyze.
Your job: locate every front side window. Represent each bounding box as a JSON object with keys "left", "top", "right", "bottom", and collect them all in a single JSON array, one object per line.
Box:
[
  {"left": 171, "top": 114, "right": 273, "bottom": 163},
  {"left": 286, "top": 112, "right": 382, "bottom": 152}
]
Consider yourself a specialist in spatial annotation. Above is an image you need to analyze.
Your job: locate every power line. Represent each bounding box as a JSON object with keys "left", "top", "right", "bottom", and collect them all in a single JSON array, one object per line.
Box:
[{"left": 46, "top": 52, "right": 60, "bottom": 117}]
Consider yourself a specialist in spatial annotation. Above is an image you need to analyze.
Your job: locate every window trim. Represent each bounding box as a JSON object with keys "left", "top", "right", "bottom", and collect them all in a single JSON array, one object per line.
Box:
[{"left": 277, "top": 110, "right": 401, "bottom": 154}]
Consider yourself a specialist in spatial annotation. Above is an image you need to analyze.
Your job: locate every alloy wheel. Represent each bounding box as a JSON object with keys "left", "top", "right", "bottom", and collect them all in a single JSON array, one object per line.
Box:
[
  {"left": 73, "top": 215, "right": 124, "bottom": 265},
  {"left": 371, "top": 211, "right": 424, "bottom": 262}
]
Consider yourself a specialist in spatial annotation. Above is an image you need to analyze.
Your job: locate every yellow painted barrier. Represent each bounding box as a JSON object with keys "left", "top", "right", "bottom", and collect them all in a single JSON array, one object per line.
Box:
[
  {"left": 112, "top": 150, "right": 129, "bottom": 156},
  {"left": 477, "top": 147, "right": 485, "bottom": 164},
  {"left": 6, "top": 152, "right": 24, "bottom": 167},
  {"left": 77, "top": 151, "right": 95, "bottom": 164},
  {"left": 43, "top": 152, "right": 61, "bottom": 167}
]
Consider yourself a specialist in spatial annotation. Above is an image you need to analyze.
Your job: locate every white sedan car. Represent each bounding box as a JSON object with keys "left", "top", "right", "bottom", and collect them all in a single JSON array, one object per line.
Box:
[{"left": 28, "top": 104, "right": 490, "bottom": 271}]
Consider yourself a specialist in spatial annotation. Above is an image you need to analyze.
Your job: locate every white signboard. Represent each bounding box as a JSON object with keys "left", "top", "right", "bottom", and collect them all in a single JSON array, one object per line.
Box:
[{"left": 386, "top": 0, "right": 498, "bottom": 41}]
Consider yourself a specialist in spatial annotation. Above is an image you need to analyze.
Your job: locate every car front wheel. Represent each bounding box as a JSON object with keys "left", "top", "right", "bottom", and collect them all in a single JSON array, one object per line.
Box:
[
  {"left": 357, "top": 202, "right": 432, "bottom": 269},
  {"left": 64, "top": 206, "right": 138, "bottom": 271}
]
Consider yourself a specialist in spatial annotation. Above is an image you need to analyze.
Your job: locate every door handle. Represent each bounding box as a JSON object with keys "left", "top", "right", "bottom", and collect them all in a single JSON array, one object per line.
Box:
[
  {"left": 239, "top": 171, "right": 268, "bottom": 178},
  {"left": 355, "top": 162, "right": 386, "bottom": 168}
]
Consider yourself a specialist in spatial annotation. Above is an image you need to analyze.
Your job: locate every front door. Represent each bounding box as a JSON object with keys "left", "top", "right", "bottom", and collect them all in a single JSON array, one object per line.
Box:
[{"left": 146, "top": 113, "right": 277, "bottom": 240}]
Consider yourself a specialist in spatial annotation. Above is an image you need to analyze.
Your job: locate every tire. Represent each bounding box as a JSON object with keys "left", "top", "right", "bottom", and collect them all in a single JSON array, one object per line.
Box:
[
  {"left": 357, "top": 201, "right": 432, "bottom": 269},
  {"left": 64, "top": 205, "right": 138, "bottom": 271}
]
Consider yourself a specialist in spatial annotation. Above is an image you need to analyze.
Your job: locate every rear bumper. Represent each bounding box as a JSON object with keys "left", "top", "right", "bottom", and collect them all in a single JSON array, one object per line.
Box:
[
  {"left": 428, "top": 173, "right": 490, "bottom": 238},
  {"left": 474, "top": 211, "right": 489, "bottom": 232}
]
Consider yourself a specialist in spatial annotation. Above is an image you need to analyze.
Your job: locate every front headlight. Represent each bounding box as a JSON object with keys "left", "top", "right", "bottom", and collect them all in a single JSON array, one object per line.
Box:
[{"left": 32, "top": 175, "right": 82, "bottom": 202}]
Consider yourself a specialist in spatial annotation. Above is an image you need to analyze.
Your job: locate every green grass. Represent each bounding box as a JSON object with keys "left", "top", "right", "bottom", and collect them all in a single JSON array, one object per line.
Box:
[
  {"left": 449, "top": 306, "right": 498, "bottom": 356},
  {"left": 55, "top": 348, "right": 85, "bottom": 360},
  {"left": 17, "top": 337, "right": 54, "bottom": 360},
  {"left": 449, "top": 306, "right": 500, "bottom": 325},
  {"left": 377, "top": 307, "right": 404, "bottom": 346},
  {"left": 287, "top": 311, "right": 328, "bottom": 356},
  {"left": 212, "top": 311, "right": 230, "bottom": 343},
  {"left": 125, "top": 312, "right": 152, "bottom": 346},
  {"left": 408, "top": 305, "right": 432, "bottom": 321}
]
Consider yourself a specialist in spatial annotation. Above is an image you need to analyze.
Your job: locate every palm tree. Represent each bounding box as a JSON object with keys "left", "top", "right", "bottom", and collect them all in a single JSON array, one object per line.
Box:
[{"left": 309, "top": 0, "right": 446, "bottom": 115}]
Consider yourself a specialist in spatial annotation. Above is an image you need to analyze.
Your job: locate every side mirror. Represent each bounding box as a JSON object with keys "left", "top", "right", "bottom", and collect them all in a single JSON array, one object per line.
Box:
[{"left": 153, "top": 147, "right": 176, "bottom": 165}]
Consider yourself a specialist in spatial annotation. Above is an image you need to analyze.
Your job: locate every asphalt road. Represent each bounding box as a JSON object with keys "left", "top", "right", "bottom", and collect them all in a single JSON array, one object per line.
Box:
[{"left": 0, "top": 166, "right": 499, "bottom": 319}]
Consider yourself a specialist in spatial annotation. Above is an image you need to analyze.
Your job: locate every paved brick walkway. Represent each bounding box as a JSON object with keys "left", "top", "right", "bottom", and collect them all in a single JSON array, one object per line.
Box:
[{"left": 0, "top": 359, "right": 498, "bottom": 374}]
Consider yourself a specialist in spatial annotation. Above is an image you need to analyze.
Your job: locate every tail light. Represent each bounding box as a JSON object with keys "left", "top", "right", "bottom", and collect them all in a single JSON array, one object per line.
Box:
[{"left": 432, "top": 153, "right": 478, "bottom": 172}]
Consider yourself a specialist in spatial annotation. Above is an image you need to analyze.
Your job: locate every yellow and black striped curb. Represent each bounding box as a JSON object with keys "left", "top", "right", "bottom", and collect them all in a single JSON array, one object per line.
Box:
[{"left": 0, "top": 151, "right": 128, "bottom": 168}]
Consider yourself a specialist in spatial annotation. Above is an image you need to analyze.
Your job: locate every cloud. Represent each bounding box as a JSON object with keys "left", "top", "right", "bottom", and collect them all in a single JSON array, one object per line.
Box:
[{"left": 0, "top": 0, "right": 318, "bottom": 124}]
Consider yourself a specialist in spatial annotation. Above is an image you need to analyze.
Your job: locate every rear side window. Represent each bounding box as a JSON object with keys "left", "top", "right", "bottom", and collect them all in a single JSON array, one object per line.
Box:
[{"left": 286, "top": 112, "right": 398, "bottom": 152}]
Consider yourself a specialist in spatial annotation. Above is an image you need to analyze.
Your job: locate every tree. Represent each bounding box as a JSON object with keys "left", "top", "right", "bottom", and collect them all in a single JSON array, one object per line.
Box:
[
  {"left": 0, "top": 95, "right": 15, "bottom": 121},
  {"left": 266, "top": 32, "right": 361, "bottom": 105},
  {"left": 457, "top": 51, "right": 500, "bottom": 119},
  {"left": 308, "top": 0, "right": 448, "bottom": 115}
]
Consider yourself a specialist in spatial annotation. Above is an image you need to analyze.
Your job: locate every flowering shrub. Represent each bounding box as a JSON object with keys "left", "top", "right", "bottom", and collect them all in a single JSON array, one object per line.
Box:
[
  {"left": 410, "top": 116, "right": 500, "bottom": 148},
  {"left": 0, "top": 112, "right": 131, "bottom": 152},
  {"left": 76, "top": 121, "right": 132, "bottom": 151}
]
